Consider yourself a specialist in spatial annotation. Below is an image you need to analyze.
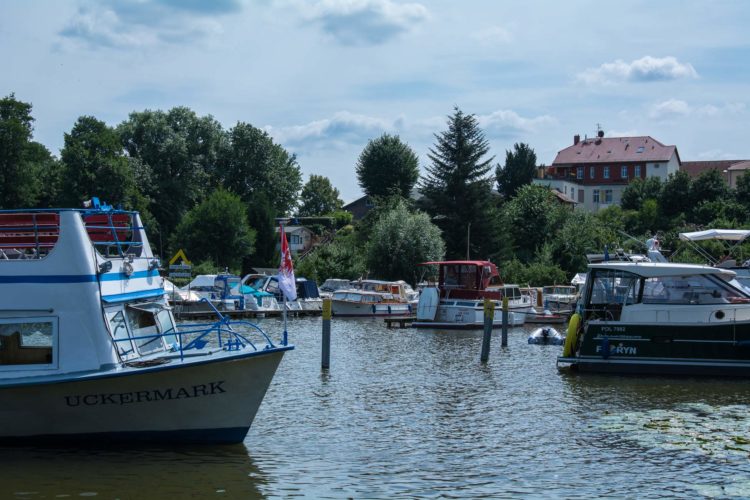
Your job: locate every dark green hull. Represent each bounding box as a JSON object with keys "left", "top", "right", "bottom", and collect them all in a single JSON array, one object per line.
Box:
[{"left": 558, "top": 321, "right": 750, "bottom": 376}]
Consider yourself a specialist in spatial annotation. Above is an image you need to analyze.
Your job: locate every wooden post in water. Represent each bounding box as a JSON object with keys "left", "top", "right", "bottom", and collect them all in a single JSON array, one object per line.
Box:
[
  {"left": 501, "top": 296, "right": 508, "bottom": 347},
  {"left": 536, "top": 288, "right": 543, "bottom": 309},
  {"left": 480, "top": 298, "right": 494, "bottom": 362},
  {"left": 322, "top": 298, "right": 331, "bottom": 369}
]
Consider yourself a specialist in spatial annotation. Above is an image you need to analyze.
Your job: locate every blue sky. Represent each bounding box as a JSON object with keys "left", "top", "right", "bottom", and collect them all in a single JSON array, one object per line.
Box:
[{"left": 2, "top": 0, "right": 749, "bottom": 203}]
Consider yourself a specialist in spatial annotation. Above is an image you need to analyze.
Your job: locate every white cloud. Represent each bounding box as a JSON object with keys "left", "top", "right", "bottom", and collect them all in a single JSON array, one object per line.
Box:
[
  {"left": 266, "top": 111, "right": 397, "bottom": 149},
  {"left": 650, "top": 99, "right": 745, "bottom": 119},
  {"left": 577, "top": 56, "right": 698, "bottom": 85},
  {"left": 302, "top": 0, "right": 429, "bottom": 45},
  {"left": 478, "top": 109, "right": 556, "bottom": 137},
  {"left": 59, "top": 1, "right": 230, "bottom": 49}
]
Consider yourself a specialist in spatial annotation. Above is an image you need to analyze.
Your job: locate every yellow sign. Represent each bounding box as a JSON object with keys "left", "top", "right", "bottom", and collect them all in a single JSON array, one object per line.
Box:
[
  {"left": 322, "top": 298, "right": 332, "bottom": 320},
  {"left": 169, "top": 249, "right": 191, "bottom": 266},
  {"left": 483, "top": 298, "right": 495, "bottom": 316}
]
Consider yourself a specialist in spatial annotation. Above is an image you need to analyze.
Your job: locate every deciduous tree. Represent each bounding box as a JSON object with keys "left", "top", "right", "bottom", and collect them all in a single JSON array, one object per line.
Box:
[
  {"left": 298, "top": 175, "right": 343, "bottom": 216},
  {"left": 356, "top": 133, "right": 419, "bottom": 199},
  {"left": 365, "top": 200, "right": 445, "bottom": 283},
  {"left": 170, "top": 188, "right": 255, "bottom": 271}
]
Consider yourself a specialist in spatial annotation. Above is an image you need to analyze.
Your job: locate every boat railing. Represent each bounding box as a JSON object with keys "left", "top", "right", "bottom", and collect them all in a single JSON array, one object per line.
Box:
[{"left": 0, "top": 209, "right": 145, "bottom": 260}]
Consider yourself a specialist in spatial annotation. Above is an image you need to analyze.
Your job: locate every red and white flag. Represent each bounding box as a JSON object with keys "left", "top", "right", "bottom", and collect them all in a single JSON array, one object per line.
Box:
[{"left": 278, "top": 224, "right": 297, "bottom": 301}]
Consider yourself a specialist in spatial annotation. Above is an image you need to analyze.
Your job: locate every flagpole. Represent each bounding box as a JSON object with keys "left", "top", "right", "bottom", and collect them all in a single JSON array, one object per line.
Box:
[{"left": 282, "top": 222, "right": 288, "bottom": 346}]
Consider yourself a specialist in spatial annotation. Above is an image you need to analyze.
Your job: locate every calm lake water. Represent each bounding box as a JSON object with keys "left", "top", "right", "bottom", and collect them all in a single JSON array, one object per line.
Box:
[{"left": 2, "top": 317, "right": 750, "bottom": 499}]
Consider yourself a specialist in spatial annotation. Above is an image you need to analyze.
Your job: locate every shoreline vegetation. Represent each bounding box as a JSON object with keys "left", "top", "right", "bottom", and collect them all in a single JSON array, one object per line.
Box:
[{"left": 3, "top": 94, "right": 749, "bottom": 287}]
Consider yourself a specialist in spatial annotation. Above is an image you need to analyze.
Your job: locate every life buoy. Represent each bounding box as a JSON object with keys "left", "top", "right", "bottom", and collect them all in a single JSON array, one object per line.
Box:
[{"left": 562, "top": 313, "right": 582, "bottom": 358}]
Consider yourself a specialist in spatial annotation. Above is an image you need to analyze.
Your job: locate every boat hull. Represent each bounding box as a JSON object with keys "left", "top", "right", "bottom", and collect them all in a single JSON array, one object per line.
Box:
[
  {"left": 331, "top": 300, "right": 411, "bottom": 317},
  {"left": 0, "top": 348, "right": 289, "bottom": 443},
  {"left": 559, "top": 320, "right": 750, "bottom": 377}
]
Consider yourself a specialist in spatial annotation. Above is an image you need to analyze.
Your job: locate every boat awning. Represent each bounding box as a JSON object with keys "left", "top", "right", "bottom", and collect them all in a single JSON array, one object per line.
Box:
[{"left": 679, "top": 229, "right": 750, "bottom": 242}]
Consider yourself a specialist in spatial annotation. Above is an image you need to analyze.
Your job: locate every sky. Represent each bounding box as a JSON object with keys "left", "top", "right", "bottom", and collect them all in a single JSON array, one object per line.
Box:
[{"left": 2, "top": 0, "right": 750, "bottom": 203}]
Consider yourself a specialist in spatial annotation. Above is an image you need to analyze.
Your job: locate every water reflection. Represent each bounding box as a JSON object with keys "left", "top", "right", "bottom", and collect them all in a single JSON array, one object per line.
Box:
[
  {"left": 4, "top": 317, "right": 750, "bottom": 498},
  {"left": 0, "top": 444, "right": 267, "bottom": 499}
]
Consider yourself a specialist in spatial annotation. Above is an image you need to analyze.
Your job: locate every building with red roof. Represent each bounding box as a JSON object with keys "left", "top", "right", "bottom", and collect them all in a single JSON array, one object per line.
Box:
[{"left": 534, "top": 130, "right": 681, "bottom": 211}]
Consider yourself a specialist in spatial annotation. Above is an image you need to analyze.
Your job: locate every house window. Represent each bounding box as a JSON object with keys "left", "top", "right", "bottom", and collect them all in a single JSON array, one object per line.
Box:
[
  {"left": 635, "top": 165, "right": 641, "bottom": 177},
  {"left": 590, "top": 166, "right": 595, "bottom": 179},
  {"left": 636, "top": 146, "right": 645, "bottom": 153},
  {"left": 621, "top": 166, "right": 628, "bottom": 178},
  {"left": 571, "top": 188, "right": 576, "bottom": 200},
  {"left": 604, "top": 189, "right": 613, "bottom": 203},
  {"left": 578, "top": 190, "right": 584, "bottom": 203},
  {"left": 577, "top": 167, "right": 583, "bottom": 179},
  {"left": 290, "top": 234, "right": 302, "bottom": 245},
  {"left": 603, "top": 166, "right": 610, "bottom": 179},
  {"left": 593, "top": 190, "right": 600, "bottom": 203}
]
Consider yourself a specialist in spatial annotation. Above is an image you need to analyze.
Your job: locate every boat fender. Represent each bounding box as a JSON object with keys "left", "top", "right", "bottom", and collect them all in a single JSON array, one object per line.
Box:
[
  {"left": 562, "top": 313, "right": 581, "bottom": 357},
  {"left": 387, "top": 305, "right": 392, "bottom": 314},
  {"left": 408, "top": 303, "right": 412, "bottom": 313},
  {"left": 372, "top": 304, "right": 377, "bottom": 314},
  {"left": 601, "top": 337, "right": 610, "bottom": 359}
]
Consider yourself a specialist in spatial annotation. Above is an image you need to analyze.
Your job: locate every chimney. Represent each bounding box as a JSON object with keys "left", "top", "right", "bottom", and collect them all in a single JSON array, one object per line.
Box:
[
  {"left": 597, "top": 129, "right": 604, "bottom": 138},
  {"left": 574, "top": 134, "right": 580, "bottom": 145}
]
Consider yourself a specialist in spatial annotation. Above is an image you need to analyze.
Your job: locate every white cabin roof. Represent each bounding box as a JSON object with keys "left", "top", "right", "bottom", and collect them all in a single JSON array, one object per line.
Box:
[
  {"left": 588, "top": 262, "right": 736, "bottom": 280},
  {"left": 679, "top": 229, "right": 750, "bottom": 242}
]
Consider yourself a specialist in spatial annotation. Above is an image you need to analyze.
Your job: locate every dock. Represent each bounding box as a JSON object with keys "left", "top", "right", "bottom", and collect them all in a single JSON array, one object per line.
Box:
[
  {"left": 384, "top": 316, "right": 416, "bottom": 329},
  {"left": 173, "top": 307, "right": 322, "bottom": 321}
]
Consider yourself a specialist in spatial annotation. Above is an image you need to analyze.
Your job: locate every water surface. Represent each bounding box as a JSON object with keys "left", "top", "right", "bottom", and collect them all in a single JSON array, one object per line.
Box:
[{"left": 2, "top": 317, "right": 750, "bottom": 498}]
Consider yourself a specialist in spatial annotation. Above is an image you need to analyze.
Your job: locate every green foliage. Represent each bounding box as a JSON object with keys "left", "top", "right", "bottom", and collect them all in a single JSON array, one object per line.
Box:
[
  {"left": 419, "top": 107, "right": 498, "bottom": 259},
  {"left": 356, "top": 133, "right": 419, "bottom": 199},
  {"left": 660, "top": 170, "right": 691, "bottom": 219},
  {"left": 245, "top": 193, "right": 276, "bottom": 270},
  {"left": 499, "top": 255, "right": 568, "bottom": 287},
  {"left": 620, "top": 177, "right": 662, "bottom": 211},
  {"left": 219, "top": 122, "right": 301, "bottom": 215},
  {"left": 365, "top": 200, "right": 445, "bottom": 283},
  {"left": 170, "top": 188, "right": 255, "bottom": 271},
  {"left": 690, "top": 168, "right": 728, "bottom": 209},
  {"left": 0, "top": 93, "right": 44, "bottom": 208},
  {"left": 26, "top": 141, "right": 63, "bottom": 208},
  {"left": 552, "top": 210, "right": 616, "bottom": 275},
  {"left": 294, "top": 231, "right": 366, "bottom": 283},
  {"left": 118, "top": 107, "right": 225, "bottom": 236},
  {"left": 298, "top": 174, "right": 343, "bottom": 216},
  {"left": 61, "top": 116, "right": 136, "bottom": 207},
  {"left": 501, "top": 184, "right": 564, "bottom": 263},
  {"left": 736, "top": 172, "right": 750, "bottom": 209},
  {"left": 495, "top": 142, "right": 537, "bottom": 199},
  {"left": 330, "top": 210, "right": 353, "bottom": 229}
]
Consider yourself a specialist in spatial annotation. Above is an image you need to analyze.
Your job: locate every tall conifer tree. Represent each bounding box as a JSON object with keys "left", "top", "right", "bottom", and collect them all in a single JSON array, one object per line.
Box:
[{"left": 419, "top": 107, "right": 500, "bottom": 260}]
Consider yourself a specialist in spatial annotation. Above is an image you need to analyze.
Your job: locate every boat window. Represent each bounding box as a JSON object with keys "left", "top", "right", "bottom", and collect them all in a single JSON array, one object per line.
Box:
[
  {"left": 364, "top": 295, "right": 379, "bottom": 303},
  {"left": 588, "top": 270, "right": 639, "bottom": 306},
  {"left": 642, "top": 274, "right": 747, "bottom": 304},
  {"left": 125, "top": 305, "right": 166, "bottom": 355},
  {"left": 488, "top": 275, "right": 502, "bottom": 287},
  {"left": 0, "top": 320, "right": 55, "bottom": 366},
  {"left": 106, "top": 309, "right": 136, "bottom": 359}
]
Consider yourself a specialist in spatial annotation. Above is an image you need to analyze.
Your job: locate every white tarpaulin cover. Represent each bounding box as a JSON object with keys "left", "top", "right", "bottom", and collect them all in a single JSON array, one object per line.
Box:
[{"left": 678, "top": 229, "right": 750, "bottom": 242}]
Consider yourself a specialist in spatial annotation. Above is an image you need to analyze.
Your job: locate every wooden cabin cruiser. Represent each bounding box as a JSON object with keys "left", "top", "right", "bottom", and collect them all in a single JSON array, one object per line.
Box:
[
  {"left": 0, "top": 202, "right": 292, "bottom": 443},
  {"left": 318, "top": 278, "right": 353, "bottom": 299},
  {"left": 414, "top": 260, "right": 521, "bottom": 329},
  {"left": 541, "top": 285, "right": 579, "bottom": 313},
  {"left": 486, "top": 284, "right": 535, "bottom": 325},
  {"left": 330, "top": 288, "right": 412, "bottom": 317},
  {"left": 558, "top": 262, "right": 750, "bottom": 376}
]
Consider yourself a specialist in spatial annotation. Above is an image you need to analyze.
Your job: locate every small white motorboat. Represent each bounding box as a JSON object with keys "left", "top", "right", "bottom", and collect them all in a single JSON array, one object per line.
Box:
[{"left": 528, "top": 327, "right": 565, "bottom": 345}]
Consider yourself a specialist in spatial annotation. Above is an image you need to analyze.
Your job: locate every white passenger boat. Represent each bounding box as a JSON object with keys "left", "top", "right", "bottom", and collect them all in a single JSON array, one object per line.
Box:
[
  {"left": 0, "top": 201, "right": 292, "bottom": 443},
  {"left": 414, "top": 260, "right": 522, "bottom": 329}
]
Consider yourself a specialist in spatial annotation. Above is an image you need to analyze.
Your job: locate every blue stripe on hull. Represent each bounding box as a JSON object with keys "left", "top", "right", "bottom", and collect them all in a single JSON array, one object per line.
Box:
[{"left": 0, "top": 427, "right": 250, "bottom": 445}]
